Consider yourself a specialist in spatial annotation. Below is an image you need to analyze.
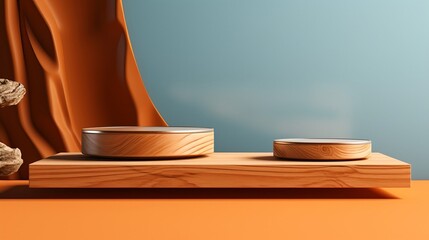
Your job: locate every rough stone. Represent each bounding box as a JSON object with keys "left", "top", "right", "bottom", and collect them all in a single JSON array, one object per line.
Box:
[
  {"left": 0, "top": 142, "right": 23, "bottom": 176},
  {"left": 0, "top": 78, "right": 26, "bottom": 175},
  {"left": 0, "top": 78, "right": 26, "bottom": 108}
]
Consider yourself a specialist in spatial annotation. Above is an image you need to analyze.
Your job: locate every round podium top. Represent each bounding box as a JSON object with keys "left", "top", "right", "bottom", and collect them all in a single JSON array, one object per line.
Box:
[
  {"left": 273, "top": 138, "right": 372, "bottom": 160},
  {"left": 82, "top": 126, "right": 214, "bottom": 134},
  {"left": 274, "top": 138, "right": 371, "bottom": 145}
]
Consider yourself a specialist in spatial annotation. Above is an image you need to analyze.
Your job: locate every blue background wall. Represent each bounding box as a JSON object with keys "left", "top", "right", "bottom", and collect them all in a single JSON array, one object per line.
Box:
[{"left": 124, "top": 0, "right": 429, "bottom": 179}]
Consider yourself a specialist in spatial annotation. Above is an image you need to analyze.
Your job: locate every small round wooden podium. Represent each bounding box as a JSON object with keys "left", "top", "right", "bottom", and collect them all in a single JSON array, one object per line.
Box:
[
  {"left": 82, "top": 126, "right": 214, "bottom": 158},
  {"left": 273, "top": 138, "right": 371, "bottom": 160}
]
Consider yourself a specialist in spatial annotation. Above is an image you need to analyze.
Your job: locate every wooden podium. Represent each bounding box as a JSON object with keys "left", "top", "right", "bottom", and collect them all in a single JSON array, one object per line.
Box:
[{"left": 29, "top": 152, "right": 410, "bottom": 188}]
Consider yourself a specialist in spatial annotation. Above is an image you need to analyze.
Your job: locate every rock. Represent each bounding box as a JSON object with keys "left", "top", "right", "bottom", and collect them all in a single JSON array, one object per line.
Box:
[
  {"left": 0, "top": 78, "right": 25, "bottom": 175},
  {"left": 0, "top": 78, "right": 26, "bottom": 108},
  {"left": 0, "top": 142, "right": 23, "bottom": 176}
]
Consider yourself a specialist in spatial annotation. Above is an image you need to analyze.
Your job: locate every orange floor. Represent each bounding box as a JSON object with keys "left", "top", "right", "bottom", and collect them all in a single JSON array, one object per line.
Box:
[{"left": 1, "top": 180, "right": 428, "bottom": 240}]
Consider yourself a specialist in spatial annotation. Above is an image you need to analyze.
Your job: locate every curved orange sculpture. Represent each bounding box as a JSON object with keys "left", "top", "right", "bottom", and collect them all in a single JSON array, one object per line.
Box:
[{"left": 0, "top": 0, "right": 166, "bottom": 179}]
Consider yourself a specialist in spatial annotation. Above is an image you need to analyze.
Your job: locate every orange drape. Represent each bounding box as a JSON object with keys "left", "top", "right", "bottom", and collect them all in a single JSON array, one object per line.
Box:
[{"left": 0, "top": 0, "right": 166, "bottom": 179}]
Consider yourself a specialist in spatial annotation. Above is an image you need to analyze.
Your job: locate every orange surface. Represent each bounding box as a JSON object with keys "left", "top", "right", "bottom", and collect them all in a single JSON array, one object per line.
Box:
[
  {"left": 0, "top": 181, "right": 429, "bottom": 239},
  {"left": 1, "top": 181, "right": 428, "bottom": 240}
]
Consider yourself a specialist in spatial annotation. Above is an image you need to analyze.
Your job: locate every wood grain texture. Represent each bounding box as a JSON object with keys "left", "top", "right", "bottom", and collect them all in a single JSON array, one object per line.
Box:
[
  {"left": 29, "top": 152, "right": 410, "bottom": 188},
  {"left": 82, "top": 127, "right": 214, "bottom": 158},
  {"left": 274, "top": 139, "right": 371, "bottom": 160}
]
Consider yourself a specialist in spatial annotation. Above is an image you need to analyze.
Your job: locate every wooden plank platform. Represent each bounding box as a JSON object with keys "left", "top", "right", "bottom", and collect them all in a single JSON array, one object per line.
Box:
[{"left": 29, "top": 152, "right": 411, "bottom": 188}]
